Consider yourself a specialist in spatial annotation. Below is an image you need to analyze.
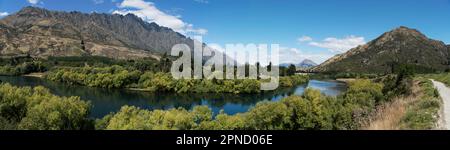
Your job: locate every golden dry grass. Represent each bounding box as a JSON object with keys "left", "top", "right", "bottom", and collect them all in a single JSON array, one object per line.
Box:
[{"left": 362, "top": 80, "right": 422, "bottom": 130}]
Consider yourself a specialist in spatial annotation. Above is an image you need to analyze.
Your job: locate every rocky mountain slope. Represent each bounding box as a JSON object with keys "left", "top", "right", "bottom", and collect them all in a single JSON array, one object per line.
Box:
[
  {"left": 313, "top": 26, "right": 450, "bottom": 73},
  {"left": 0, "top": 6, "right": 200, "bottom": 60}
]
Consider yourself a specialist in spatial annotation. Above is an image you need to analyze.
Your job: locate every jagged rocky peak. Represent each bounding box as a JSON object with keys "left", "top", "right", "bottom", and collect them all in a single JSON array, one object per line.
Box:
[{"left": 0, "top": 6, "right": 198, "bottom": 59}]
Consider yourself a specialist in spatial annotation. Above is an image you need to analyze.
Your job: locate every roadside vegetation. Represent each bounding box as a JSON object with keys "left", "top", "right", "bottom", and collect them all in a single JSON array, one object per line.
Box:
[
  {"left": 424, "top": 72, "right": 450, "bottom": 86},
  {"left": 398, "top": 77, "right": 441, "bottom": 129},
  {"left": 363, "top": 65, "right": 443, "bottom": 130}
]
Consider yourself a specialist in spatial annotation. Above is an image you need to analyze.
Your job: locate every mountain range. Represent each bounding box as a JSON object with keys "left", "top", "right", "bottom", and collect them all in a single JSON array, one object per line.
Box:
[
  {"left": 0, "top": 6, "right": 199, "bottom": 60},
  {"left": 313, "top": 26, "right": 450, "bottom": 73},
  {"left": 1, "top": 7, "right": 449, "bottom": 74}
]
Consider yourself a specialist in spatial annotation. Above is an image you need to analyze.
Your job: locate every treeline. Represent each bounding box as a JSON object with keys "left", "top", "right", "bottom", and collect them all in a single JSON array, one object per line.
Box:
[
  {"left": 0, "top": 61, "right": 47, "bottom": 76},
  {"left": 45, "top": 66, "right": 309, "bottom": 93},
  {"left": 312, "top": 63, "right": 441, "bottom": 80},
  {"left": 0, "top": 83, "right": 92, "bottom": 130},
  {"left": 97, "top": 79, "right": 385, "bottom": 130},
  {"left": 0, "top": 55, "right": 166, "bottom": 76}
]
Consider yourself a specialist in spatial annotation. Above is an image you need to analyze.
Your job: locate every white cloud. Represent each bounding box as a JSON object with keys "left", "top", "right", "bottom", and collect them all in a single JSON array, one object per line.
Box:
[
  {"left": 0, "top": 12, "right": 8, "bottom": 18},
  {"left": 194, "top": 0, "right": 209, "bottom": 4},
  {"left": 297, "top": 36, "right": 313, "bottom": 42},
  {"left": 28, "top": 0, "right": 40, "bottom": 4},
  {"left": 93, "top": 0, "right": 104, "bottom": 4},
  {"left": 279, "top": 47, "right": 333, "bottom": 64},
  {"left": 308, "top": 35, "right": 366, "bottom": 53},
  {"left": 113, "top": 0, "right": 207, "bottom": 35}
]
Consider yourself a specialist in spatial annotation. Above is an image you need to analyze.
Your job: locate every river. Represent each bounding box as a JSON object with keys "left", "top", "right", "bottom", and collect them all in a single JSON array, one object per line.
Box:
[{"left": 0, "top": 76, "right": 347, "bottom": 118}]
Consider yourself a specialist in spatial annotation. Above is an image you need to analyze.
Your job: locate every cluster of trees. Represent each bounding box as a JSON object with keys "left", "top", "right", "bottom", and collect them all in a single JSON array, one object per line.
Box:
[
  {"left": 46, "top": 65, "right": 141, "bottom": 88},
  {"left": 97, "top": 79, "right": 385, "bottom": 130},
  {"left": 279, "top": 64, "right": 298, "bottom": 76},
  {"left": 0, "top": 83, "right": 92, "bottom": 130},
  {"left": 46, "top": 66, "right": 309, "bottom": 93},
  {"left": 47, "top": 56, "right": 167, "bottom": 72},
  {"left": 0, "top": 61, "right": 48, "bottom": 76},
  {"left": 279, "top": 75, "right": 309, "bottom": 87},
  {"left": 0, "top": 55, "right": 166, "bottom": 76}
]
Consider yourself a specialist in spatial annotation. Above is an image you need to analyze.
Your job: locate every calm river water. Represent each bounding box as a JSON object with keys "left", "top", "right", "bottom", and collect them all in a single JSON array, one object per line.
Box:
[{"left": 0, "top": 76, "right": 347, "bottom": 118}]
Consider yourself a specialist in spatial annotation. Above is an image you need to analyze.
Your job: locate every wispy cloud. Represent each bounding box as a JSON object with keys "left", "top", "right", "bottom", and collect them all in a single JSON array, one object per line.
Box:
[
  {"left": 279, "top": 47, "right": 333, "bottom": 64},
  {"left": 308, "top": 35, "right": 366, "bottom": 53},
  {"left": 0, "top": 12, "right": 9, "bottom": 18},
  {"left": 93, "top": 0, "right": 105, "bottom": 4},
  {"left": 194, "top": 0, "right": 209, "bottom": 4},
  {"left": 28, "top": 0, "right": 40, "bottom": 5},
  {"left": 113, "top": 0, "right": 207, "bottom": 35},
  {"left": 297, "top": 36, "right": 313, "bottom": 42}
]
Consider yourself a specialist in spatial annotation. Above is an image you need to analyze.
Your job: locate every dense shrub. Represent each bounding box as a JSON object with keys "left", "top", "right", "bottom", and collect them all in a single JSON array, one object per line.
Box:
[
  {"left": 0, "top": 61, "right": 48, "bottom": 76},
  {"left": 46, "top": 67, "right": 308, "bottom": 93},
  {"left": 0, "top": 84, "right": 92, "bottom": 130}
]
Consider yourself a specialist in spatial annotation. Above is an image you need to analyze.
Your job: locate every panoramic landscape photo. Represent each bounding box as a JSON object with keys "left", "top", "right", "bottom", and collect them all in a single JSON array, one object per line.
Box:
[{"left": 0, "top": 0, "right": 450, "bottom": 130}]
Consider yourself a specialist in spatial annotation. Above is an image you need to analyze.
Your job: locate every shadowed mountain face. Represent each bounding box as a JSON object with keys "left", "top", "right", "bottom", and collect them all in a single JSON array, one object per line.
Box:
[
  {"left": 0, "top": 6, "right": 199, "bottom": 59},
  {"left": 313, "top": 26, "right": 450, "bottom": 73}
]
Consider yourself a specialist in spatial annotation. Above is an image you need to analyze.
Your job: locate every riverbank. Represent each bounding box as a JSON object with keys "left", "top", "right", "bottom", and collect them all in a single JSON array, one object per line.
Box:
[
  {"left": 336, "top": 78, "right": 357, "bottom": 83},
  {"left": 22, "top": 72, "right": 46, "bottom": 78}
]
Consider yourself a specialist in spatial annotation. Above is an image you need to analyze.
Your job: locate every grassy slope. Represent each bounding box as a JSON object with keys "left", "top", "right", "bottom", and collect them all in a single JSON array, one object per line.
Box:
[{"left": 364, "top": 77, "right": 442, "bottom": 129}]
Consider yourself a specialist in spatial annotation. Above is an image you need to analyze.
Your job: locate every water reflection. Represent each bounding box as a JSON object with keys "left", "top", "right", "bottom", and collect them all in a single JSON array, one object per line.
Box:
[{"left": 0, "top": 76, "right": 347, "bottom": 118}]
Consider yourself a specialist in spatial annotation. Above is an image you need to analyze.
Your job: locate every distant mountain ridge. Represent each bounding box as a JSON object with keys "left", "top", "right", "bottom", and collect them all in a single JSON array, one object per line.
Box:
[
  {"left": 313, "top": 26, "right": 450, "bottom": 73},
  {"left": 280, "top": 59, "right": 318, "bottom": 68},
  {"left": 0, "top": 6, "right": 199, "bottom": 59}
]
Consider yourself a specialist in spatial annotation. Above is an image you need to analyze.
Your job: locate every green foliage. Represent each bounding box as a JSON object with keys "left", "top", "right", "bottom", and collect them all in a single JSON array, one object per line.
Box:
[
  {"left": 105, "top": 105, "right": 206, "bottom": 130},
  {"left": 0, "top": 84, "right": 92, "bottom": 130},
  {"left": 100, "top": 79, "right": 384, "bottom": 130},
  {"left": 279, "top": 75, "right": 309, "bottom": 87},
  {"left": 46, "top": 66, "right": 308, "bottom": 93},
  {"left": 426, "top": 72, "right": 450, "bottom": 87},
  {"left": 340, "top": 79, "right": 384, "bottom": 125},
  {"left": 0, "top": 61, "right": 48, "bottom": 76},
  {"left": 286, "top": 64, "right": 297, "bottom": 76},
  {"left": 46, "top": 66, "right": 142, "bottom": 88},
  {"left": 47, "top": 56, "right": 161, "bottom": 71},
  {"left": 309, "top": 72, "right": 380, "bottom": 80},
  {"left": 245, "top": 101, "right": 292, "bottom": 130},
  {"left": 139, "top": 72, "right": 174, "bottom": 92}
]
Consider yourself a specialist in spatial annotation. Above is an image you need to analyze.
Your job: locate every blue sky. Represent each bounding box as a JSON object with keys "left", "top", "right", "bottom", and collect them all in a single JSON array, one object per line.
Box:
[{"left": 1, "top": 0, "right": 450, "bottom": 63}]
